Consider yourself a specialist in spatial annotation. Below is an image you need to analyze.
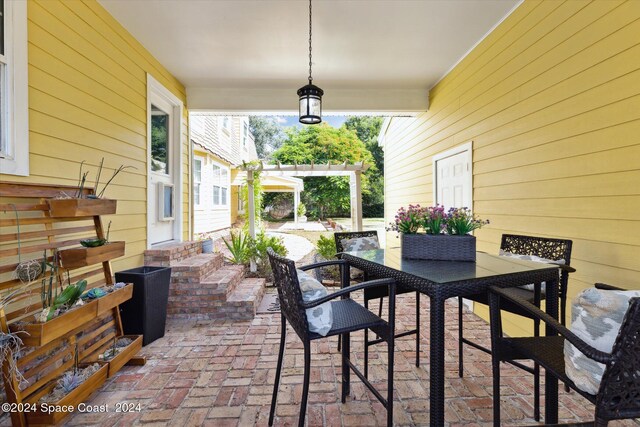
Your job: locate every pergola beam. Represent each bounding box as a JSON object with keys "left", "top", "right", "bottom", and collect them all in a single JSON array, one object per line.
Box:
[
  {"left": 240, "top": 162, "right": 370, "bottom": 174},
  {"left": 240, "top": 162, "right": 369, "bottom": 233}
]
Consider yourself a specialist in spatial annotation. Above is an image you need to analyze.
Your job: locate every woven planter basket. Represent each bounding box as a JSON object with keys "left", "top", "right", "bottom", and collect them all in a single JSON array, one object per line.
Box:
[{"left": 401, "top": 233, "right": 476, "bottom": 261}]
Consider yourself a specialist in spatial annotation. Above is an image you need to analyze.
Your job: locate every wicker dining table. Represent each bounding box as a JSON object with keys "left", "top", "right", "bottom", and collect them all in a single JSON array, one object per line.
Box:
[{"left": 339, "top": 247, "right": 561, "bottom": 426}]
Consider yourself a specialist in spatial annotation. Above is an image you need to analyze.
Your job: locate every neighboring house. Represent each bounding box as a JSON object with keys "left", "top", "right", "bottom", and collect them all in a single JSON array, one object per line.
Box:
[
  {"left": 190, "top": 114, "right": 259, "bottom": 237},
  {"left": 379, "top": 1, "right": 639, "bottom": 336},
  {"left": 0, "top": 0, "right": 189, "bottom": 273}
]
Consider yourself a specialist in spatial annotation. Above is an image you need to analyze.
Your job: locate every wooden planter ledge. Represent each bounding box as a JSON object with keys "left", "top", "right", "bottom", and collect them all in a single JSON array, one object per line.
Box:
[{"left": 47, "top": 198, "right": 117, "bottom": 218}]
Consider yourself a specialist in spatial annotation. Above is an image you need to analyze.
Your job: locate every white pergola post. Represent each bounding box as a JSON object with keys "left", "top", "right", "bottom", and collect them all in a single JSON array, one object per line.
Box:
[
  {"left": 247, "top": 170, "right": 256, "bottom": 272},
  {"left": 350, "top": 171, "right": 363, "bottom": 231},
  {"left": 293, "top": 188, "right": 300, "bottom": 223}
]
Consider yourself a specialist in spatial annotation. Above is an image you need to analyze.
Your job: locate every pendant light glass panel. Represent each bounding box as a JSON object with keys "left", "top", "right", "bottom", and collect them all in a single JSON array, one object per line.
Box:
[{"left": 298, "top": 84, "right": 323, "bottom": 124}]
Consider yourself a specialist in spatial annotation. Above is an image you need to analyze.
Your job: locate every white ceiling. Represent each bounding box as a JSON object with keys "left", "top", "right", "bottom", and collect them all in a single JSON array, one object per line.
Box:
[{"left": 99, "top": 0, "right": 520, "bottom": 113}]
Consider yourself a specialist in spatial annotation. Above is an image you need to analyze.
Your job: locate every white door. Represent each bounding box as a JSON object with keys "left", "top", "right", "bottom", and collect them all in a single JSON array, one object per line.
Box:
[
  {"left": 433, "top": 142, "right": 473, "bottom": 308},
  {"left": 434, "top": 144, "right": 472, "bottom": 211},
  {"left": 147, "top": 76, "right": 183, "bottom": 247}
]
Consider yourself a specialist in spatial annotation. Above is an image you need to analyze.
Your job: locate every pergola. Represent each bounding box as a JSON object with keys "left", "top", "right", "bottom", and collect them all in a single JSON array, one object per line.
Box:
[{"left": 238, "top": 160, "right": 370, "bottom": 239}]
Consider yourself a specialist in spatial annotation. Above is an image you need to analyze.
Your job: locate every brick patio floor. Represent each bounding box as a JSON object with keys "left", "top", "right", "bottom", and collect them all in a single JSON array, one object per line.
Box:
[{"left": 60, "top": 292, "right": 638, "bottom": 426}]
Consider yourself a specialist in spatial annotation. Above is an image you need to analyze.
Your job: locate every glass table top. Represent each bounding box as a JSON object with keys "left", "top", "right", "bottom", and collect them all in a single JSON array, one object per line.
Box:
[{"left": 341, "top": 247, "right": 559, "bottom": 284}]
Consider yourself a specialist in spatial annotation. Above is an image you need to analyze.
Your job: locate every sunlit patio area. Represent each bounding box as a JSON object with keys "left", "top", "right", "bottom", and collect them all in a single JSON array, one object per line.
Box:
[{"left": 54, "top": 294, "right": 634, "bottom": 427}]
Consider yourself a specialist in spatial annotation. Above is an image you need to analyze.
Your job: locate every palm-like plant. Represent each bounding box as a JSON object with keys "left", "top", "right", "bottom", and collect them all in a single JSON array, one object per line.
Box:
[{"left": 222, "top": 231, "right": 251, "bottom": 264}]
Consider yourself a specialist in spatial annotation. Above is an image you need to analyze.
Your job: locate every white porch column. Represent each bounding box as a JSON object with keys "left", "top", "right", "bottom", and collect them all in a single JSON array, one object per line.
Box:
[
  {"left": 247, "top": 170, "right": 257, "bottom": 272},
  {"left": 350, "top": 171, "right": 363, "bottom": 231},
  {"left": 293, "top": 188, "right": 300, "bottom": 223}
]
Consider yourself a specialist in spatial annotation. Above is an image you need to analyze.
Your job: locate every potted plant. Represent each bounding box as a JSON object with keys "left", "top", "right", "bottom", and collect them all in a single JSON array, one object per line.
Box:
[
  {"left": 195, "top": 232, "right": 214, "bottom": 253},
  {"left": 58, "top": 222, "right": 125, "bottom": 269},
  {"left": 388, "top": 205, "right": 489, "bottom": 262},
  {"left": 297, "top": 203, "right": 307, "bottom": 223},
  {"left": 47, "top": 159, "right": 134, "bottom": 217}
]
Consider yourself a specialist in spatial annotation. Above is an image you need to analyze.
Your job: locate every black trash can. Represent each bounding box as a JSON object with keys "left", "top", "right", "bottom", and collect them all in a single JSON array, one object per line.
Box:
[{"left": 115, "top": 266, "right": 172, "bottom": 346}]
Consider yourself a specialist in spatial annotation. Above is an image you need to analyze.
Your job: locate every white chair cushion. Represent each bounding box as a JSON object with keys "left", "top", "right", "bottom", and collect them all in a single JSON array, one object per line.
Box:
[
  {"left": 498, "top": 249, "right": 565, "bottom": 291},
  {"left": 341, "top": 236, "right": 380, "bottom": 252},
  {"left": 296, "top": 269, "right": 333, "bottom": 336},
  {"left": 564, "top": 288, "right": 640, "bottom": 394},
  {"left": 341, "top": 236, "right": 380, "bottom": 279}
]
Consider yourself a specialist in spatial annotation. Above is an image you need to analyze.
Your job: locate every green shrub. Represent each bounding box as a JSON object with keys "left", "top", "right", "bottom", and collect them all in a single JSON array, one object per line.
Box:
[
  {"left": 316, "top": 235, "right": 337, "bottom": 260},
  {"left": 251, "top": 231, "right": 287, "bottom": 260},
  {"left": 315, "top": 235, "right": 340, "bottom": 281},
  {"left": 250, "top": 231, "right": 288, "bottom": 279}
]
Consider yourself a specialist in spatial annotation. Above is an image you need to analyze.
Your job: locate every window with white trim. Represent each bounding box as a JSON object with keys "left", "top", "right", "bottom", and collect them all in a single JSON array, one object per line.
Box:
[
  {"left": 0, "top": 0, "right": 28, "bottom": 176},
  {"left": 219, "top": 116, "right": 231, "bottom": 133},
  {"left": 242, "top": 122, "right": 249, "bottom": 151},
  {"left": 212, "top": 162, "right": 229, "bottom": 206},
  {"left": 193, "top": 157, "right": 203, "bottom": 207}
]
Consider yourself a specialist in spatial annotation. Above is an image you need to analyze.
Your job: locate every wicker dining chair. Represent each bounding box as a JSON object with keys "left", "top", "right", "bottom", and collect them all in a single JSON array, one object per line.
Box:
[
  {"left": 334, "top": 231, "right": 421, "bottom": 370},
  {"left": 458, "top": 233, "right": 574, "bottom": 420},
  {"left": 267, "top": 248, "right": 396, "bottom": 427},
  {"left": 488, "top": 283, "right": 640, "bottom": 426}
]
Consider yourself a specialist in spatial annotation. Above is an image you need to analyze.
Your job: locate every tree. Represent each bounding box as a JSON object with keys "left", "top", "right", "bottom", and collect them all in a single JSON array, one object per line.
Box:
[
  {"left": 344, "top": 116, "right": 384, "bottom": 174},
  {"left": 344, "top": 116, "right": 385, "bottom": 216},
  {"left": 248, "top": 116, "right": 285, "bottom": 159},
  {"left": 271, "top": 124, "right": 375, "bottom": 219}
]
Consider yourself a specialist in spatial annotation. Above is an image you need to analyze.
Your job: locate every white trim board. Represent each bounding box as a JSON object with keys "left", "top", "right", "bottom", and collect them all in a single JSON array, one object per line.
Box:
[{"left": 146, "top": 74, "right": 185, "bottom": 248}]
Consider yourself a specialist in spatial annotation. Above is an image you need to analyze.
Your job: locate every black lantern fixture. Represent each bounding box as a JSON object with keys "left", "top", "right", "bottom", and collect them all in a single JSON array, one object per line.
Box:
[{"left": 298, "top": 0, "right": 323, "bottom": 124}]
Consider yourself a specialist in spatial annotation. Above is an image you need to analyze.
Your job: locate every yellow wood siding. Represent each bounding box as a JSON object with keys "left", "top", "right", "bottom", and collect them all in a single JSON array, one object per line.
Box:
[
  {"left": 0, "top": 0, "right": 189, "bottom": 270},
  {"left": 231, "top": 184, "right": 239, "bottom": 224},
  {"left": 383, "top": 0, "right": 640, "bottom": 336}
]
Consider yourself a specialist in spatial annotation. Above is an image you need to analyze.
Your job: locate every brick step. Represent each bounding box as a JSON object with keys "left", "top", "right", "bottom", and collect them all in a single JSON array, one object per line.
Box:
[
  {"left": 167, "top": 264, "right": 247, "bottom": 318},
  {"left": 170, "top": 253, "right": 224, "bottom": 285},
  {"left": 144, "top": 241, "right": 203, "bottom": 266},
  {"left": 168, "top": 277, "right": 266, "bottom": 320},
  {"left": 199, "top": 264, "right": 246, "bottom": 298}
]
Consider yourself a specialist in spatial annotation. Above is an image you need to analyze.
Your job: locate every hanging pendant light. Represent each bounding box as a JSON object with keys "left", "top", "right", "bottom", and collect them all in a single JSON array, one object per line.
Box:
[{"left": 298, "top": 0, "right": 323, "bottom": 124}]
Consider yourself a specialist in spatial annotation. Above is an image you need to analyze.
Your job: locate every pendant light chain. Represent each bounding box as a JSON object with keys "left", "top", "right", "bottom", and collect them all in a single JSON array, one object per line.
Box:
[
  {"left": 298, "top": 0, "right": 322, "bottom": 124},
  {"left": 308, "top": 0, "right": 313, "bottom": 84}
]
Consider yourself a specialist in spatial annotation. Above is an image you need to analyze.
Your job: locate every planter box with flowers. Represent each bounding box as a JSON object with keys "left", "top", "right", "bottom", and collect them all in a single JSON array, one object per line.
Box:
[{"left": 389, "top": 205, "right": 489, "bottom": 262}]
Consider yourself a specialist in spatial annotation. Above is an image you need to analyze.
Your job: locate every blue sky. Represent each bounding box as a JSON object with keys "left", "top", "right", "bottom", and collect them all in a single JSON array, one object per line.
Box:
[{"left": 271, "top": 115, "right": 347, "bottom": 129}]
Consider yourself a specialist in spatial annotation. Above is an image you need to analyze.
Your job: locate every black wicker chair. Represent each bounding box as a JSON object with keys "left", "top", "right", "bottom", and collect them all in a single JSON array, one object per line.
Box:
[
  {"left": 458, "top": 233, "right": 574, "bottom": 420},
  {"left": 267, "top": 248, "right": 396, "bottom": 427},
  {"left": 335, "top": 231, "right": 421, "bottom": 370},
  {"left": 488, "top": 283, "right": 640, "bottom": 426}
]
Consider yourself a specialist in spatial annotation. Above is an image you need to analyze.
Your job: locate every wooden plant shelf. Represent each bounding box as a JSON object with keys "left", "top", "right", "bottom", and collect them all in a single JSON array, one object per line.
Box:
[
  {"left": 59, "top": 241, "right": 125, "bottom": 269},
  {"left": 93, "top": 335, "right": 143, "bottom": 378},
  {"left": 96, "top": 284, "right": 133, "bottom": 315},
  {"left": 9, "top": 300, "right": 98, "bottom": 347},
  {"left": 47, "top": 198, "right": 117, "bottom": 218},
  {"left": 25, "top": 363, "right": 108, "bottom": 426},
  {"left": 0, "top": 182, "right": 142, "bottom": 427}
]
